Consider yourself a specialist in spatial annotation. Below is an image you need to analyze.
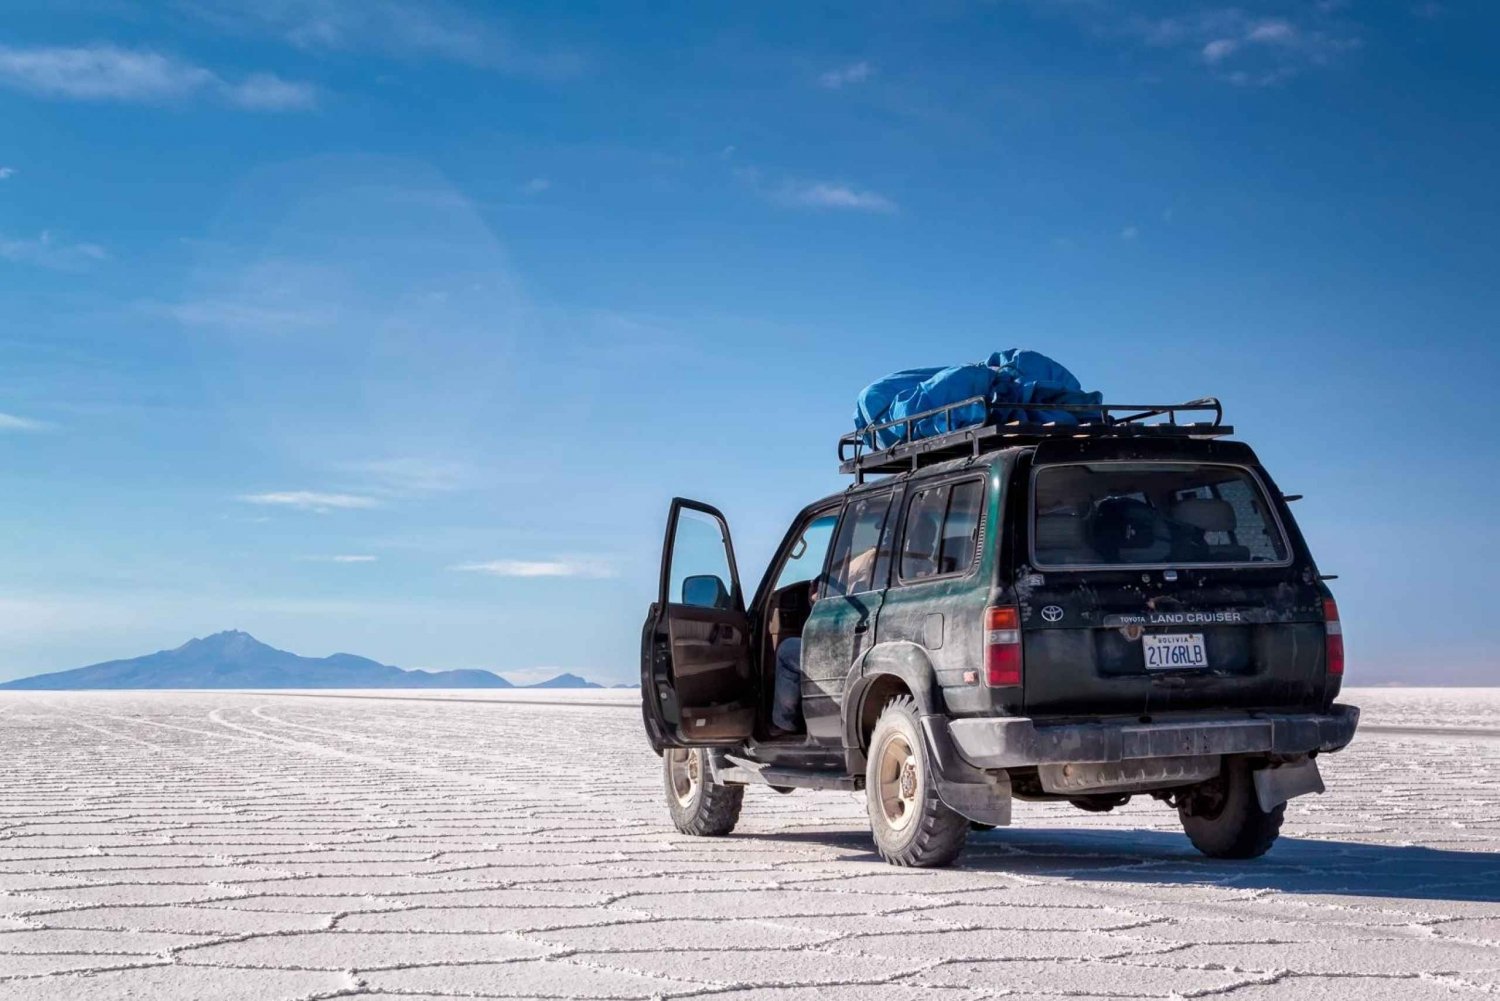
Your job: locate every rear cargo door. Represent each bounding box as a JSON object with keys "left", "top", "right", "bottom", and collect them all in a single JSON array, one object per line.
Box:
[
  {"left": 1015, "top": 440, "right": 1330, "bottom": 717},
  {"left": 641, "top": 499, "right": 756, "bottom": 748}
]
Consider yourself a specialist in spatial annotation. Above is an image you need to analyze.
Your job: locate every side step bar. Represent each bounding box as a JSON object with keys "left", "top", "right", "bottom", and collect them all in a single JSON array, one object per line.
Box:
[{"left": 711, "top": 753, "right": 861, "bottom": 791}]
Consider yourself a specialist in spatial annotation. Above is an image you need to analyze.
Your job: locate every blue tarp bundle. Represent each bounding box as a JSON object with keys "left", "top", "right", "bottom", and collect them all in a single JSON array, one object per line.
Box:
[{"left": 855, "top": 350, "right": 1103, "bottom": 450}]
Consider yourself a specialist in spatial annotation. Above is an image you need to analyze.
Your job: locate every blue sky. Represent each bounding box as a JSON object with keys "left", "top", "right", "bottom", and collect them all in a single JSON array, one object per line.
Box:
[{"left": 1, "top": 1, "right": 1496, "bottom": 684}]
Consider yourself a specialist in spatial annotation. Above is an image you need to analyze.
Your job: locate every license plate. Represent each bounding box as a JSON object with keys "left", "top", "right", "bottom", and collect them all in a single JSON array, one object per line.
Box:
[{"left": 1142, "top": 632, "right": 1208, "bottom": 670}]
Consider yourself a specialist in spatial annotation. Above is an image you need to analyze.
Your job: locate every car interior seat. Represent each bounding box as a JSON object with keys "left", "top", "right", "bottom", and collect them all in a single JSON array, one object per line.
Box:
[
  {"left": 1034, "top": 507, "right": 1099, "bottom": 565},
  {"left": 1170, "top": 497, "right": 1250, "bottom": 562}
]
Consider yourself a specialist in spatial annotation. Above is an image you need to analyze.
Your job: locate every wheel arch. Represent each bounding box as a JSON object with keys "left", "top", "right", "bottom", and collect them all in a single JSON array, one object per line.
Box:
[{"left": 841, "top": 641, "right": 943, "bottom": 774}]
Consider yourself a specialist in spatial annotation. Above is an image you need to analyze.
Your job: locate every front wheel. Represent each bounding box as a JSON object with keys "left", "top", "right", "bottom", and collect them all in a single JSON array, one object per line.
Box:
[
  {"left": 1178, "top": 758, "right": 1284, "bottom": 859},
  {"left": 664, "top": 748, "right": 743, "bottom": 836},
  {"left": 865, "top": 696, "right": 969, "bottom": 867}
]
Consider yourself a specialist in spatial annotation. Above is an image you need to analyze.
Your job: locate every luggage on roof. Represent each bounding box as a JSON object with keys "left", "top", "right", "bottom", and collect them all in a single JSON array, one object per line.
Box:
[{"left": 854, "top": 349, "right": 1103, "bottom": 451}]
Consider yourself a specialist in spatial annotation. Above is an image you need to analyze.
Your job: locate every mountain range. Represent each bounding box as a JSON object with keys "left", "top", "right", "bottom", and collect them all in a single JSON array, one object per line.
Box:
[{"left": 0, "top": 631, "right": 608, "bottom": 691}]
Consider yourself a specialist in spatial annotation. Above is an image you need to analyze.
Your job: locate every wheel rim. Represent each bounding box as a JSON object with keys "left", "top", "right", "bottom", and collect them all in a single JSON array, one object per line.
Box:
[
  {"left": 667, "top": 749, "right": 700, "bottom": 807},
  {"left": 876, "top": 732, "right": 920, "bottom": 832}
]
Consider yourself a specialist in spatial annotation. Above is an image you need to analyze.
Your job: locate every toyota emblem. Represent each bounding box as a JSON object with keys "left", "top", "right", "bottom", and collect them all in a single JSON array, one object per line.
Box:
[{"left": 1041, "top": 605, "right": 1064, "bottom": 623}]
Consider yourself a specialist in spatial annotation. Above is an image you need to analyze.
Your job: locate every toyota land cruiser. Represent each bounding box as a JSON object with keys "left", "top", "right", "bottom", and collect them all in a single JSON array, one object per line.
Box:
[{"left": 640, "top": 397, "right": 1358, "bottom": 867}]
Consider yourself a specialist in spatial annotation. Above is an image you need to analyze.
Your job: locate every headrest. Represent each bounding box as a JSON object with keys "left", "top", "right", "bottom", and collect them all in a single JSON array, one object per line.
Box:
[
  {"left": 908, "top": 511, "right": 940, "bottom": 547},
  {"left": 1173, "top": 498, "right": 1236, "bottom": 534}
]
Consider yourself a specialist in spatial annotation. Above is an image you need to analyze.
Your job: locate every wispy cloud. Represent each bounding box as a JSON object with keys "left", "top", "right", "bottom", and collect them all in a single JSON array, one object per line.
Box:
[
  {"left": 0, "top": 230, "right": 107, "bottom": 270},
  {"left": 818, "top": 61, "right": 874, "bottom": 89},
  {"left": 0, "top": 43, "right": 316, "bottom": 109},
  {"left": 301, "top": 554, "right": 378, "bottom": 563},
  {"left": 153, "top": 256, "right": 345, "bottom": 332},
  {"left": 774, "top": 180, "right": 897, "bottom": 213},
  {"left": 0, "top": 412, "right": 51, "bottom": 432},
  {"left": 158, "top": 297, "right": 332, "bottom": 331},
  {"left": 183, "top": 1, "right": 585, "bottom": 79},
  {"left": 1134, "top": 9, "right": 1360, "bottom": 86},
  {"left": 451, "top": 558, "right": 616, "bottom": 579},
  {"left": 521, "top": 176, "right": 551, "bottom": 195},
  {"left": 1120, "top": 225, "right": 1139, "bottom": 240},
  {"left": 736, "top": 167, "right": 896, "bottom": 213},
  {"left": 0, "top": 167, "right": 14, "bottom": 180},
  {"left": 240, "top": 491, "right": 379, "bottom": 512},
  {"left": 339, "top": 456, "right": 474, "bottom": 497},
  {"left": 1033, "top": 5, "right": 1360, "bottom": 87},
  {"left": 223, "top": 72, "right": 319, "bottom": 110}
]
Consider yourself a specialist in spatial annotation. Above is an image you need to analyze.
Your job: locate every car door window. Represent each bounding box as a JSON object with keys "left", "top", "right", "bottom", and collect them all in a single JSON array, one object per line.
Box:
[
  {"left": 670, "top": 508, "right": 736, "bottom": 608},
  {"left": 773, "top": 512, "right": 839, "bottom": 590},
  {"left": 901, "top": 478, "right": 985, "bottom": 582},
  {"left": 826, "top": 491, "right": 894, "bottom": 597}
]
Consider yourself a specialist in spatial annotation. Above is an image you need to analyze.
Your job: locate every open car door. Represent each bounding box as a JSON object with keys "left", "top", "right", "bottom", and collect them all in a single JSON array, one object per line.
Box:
[{"left": 641, "top": 498, "right": 757, "bottom": 750}]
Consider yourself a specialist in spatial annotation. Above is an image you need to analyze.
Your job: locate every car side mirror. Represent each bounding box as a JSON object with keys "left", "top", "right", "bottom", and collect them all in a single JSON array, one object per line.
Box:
[{"left": 681, "top": 574, "right": 731, "bottom": 610}]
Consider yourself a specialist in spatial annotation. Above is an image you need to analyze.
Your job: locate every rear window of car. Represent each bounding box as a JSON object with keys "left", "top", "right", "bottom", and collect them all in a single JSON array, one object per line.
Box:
[{"left": 1032, "top": 462, "right": 1289, "bottom": 568}]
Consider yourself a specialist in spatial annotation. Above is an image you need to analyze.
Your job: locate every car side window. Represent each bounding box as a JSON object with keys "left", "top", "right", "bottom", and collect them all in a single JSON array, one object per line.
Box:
[
  {"left": 825, "top": 491, "right": 893, "bottom": 597},
  {"left": 900, "top": 485, "right": 949, "bottom": 580},
  {"left": 901, "top": 478, "right": 985, "bottom": 581},
  {"left": 773, "top": 512, "right": 840, "bottom": 591},
  {"left": 938, "top": 480, "right": 984, "bottom": 574}
]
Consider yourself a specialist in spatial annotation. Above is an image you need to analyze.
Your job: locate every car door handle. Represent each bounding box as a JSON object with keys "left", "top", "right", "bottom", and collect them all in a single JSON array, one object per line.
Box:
[{"left": 853, "top": 621, "right": 869, "bottom": 634}]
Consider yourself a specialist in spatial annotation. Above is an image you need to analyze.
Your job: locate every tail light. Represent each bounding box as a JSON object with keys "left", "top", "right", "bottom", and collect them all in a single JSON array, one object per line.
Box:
[
  {"left": 1323, "top": 597, "right": 1344, "bottom": 677},
  {"left": 985, "top": 605, "right": 1022, "bottom": 687}
]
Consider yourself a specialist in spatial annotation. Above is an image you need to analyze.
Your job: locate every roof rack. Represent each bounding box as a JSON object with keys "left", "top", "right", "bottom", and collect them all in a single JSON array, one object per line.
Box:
[{"left": 838, "top": 397, "right": 1231, "bottom": 479}]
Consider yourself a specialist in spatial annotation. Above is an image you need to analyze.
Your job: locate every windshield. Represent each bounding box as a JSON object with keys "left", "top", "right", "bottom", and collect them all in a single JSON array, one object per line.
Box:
[{"left": 1032, "top": 462, "right": 1289, "bottom": 568}]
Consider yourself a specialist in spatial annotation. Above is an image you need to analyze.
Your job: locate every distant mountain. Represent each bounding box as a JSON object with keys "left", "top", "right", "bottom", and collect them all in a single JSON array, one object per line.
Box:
[
  {"left": 526, "top": 672, "right": 603, "bottom": 690},
  {"left": 0, "top": 631, "right": 608, "bottom": 691}
]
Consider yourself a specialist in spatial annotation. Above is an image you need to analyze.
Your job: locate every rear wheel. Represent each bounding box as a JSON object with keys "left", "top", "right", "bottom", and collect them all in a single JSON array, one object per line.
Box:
[
  {"left": 664, "top": 748, "right": 743, "bottom": 836},
  {"left": 865, "top": 696, "right": 968, "bottom": 867},
  {"left": 1178, "top": 758, "right": 1284, "bottom": 859}
]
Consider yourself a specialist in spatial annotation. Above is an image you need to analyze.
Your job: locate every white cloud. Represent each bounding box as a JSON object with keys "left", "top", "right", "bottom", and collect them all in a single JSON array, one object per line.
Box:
[
  {"left": 0, "top": 167, "right": 15, "bottom": 180},
  {"left": 1055, "top": 6, "right": 1361, "bottom": 86},
  {"left": 222, "top": 72, "right": 318, "bottom": 110},
  {"left": 0, "top": 230, "right": 107, "bottom": 270},
  {"left": 1120, "top": 225, "right": 1139, "bottom": 240},
  {"left": 451, "top": 559, "right": 616, "bottom": 579},
  {"left": 818, "top": 61, "right": 873, "bottom": 89},
  {"left": 773, "top": 180, "right": 897, "bottom": 213},
  {"left": 1247, "top": 20, "right": 1298, "bottom": 45},
  {"left": 0, "top": 43, "right": 315, "bottom": 110},
  {"left": 1202, "top": 39, "right": 1238, "bottom": 64},
  {"left": 183, "top": 1, "right": 584, "bottom": 79},
  {"left": 522, "top": 176, "right": 551, "bottom": 194},
  {"left": 302, "top": 554, "right": 378, "bottom": 563},
  {"left": 0, "top": 412, "right": 50, "bottom": 432},
  {"left": 159, "top": 297, "right": 331, "bottom": 330},
  {"left": 240, "top": 491, "right": 379, "bottom": 512},
  {"left": 340, "top": 456, "right": 474, "bottom": 496}
]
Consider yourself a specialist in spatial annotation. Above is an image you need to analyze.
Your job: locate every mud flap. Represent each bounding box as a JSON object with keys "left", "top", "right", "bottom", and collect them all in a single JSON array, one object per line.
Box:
[
  {"left": 934, "top": 772, "right": 1013, "bottom": 827},
  {"left": 921, "top": 716, "right": 1013, "bottom": 827},
  {"left": 1252, "top": 758, "right": 1324, "bottom": 812}
]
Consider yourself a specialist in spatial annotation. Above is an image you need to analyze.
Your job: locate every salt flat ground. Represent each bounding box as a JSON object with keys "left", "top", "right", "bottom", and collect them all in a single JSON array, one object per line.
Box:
[{"left": 0, "top": 689, "right": 1497, "bottom": 1001}]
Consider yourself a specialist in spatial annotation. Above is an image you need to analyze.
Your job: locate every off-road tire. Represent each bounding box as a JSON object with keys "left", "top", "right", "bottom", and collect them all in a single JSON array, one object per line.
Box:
[
  {"left": 664, "top": 748, "right": 743, "bottom": 837},
  {"left": 1178, "top": 758, "right": 1285, "bottom": 859},
  {"left": 865, "top": 696, "right": 969, "bottom": 867}
]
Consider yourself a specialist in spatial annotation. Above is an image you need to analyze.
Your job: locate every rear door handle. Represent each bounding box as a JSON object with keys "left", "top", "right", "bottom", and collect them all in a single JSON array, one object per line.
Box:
[{"left": 853, "top": 621, "right": 869, "bottom": 634}]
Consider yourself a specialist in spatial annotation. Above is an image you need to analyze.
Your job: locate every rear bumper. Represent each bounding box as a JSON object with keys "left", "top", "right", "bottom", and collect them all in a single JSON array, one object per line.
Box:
[{"left": 944, "top": 703, "right": 1360, "bottom": 770}]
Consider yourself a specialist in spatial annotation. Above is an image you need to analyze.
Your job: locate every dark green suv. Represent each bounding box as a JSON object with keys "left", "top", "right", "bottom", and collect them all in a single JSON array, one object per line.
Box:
[{"left": 640, "top": 399, "right": 1358, "bottom": 867}]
